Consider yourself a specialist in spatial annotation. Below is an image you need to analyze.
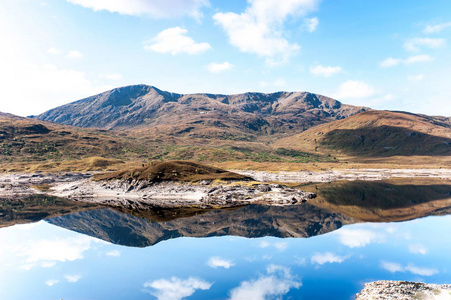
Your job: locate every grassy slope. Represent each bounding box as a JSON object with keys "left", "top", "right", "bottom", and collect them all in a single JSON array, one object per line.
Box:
[
  {"left": 274, "top": 110, "right": 451, "bottom": 166},
  {"left": 93, "top": 160, "right": 251, "bottom": 182},
  {"left": 1, "top": 110, "right": 450, "bottom": 172},
  {"left": 0, "top": 113, "right": 332, "bottom": 172}
]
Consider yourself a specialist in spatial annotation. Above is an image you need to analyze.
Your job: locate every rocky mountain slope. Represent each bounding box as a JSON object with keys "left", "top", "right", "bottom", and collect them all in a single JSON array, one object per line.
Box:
[
  {"left": 274, "top": 110, "right": 451, "bottom": 157},
  {"left": 35, "top": 85, "right": 368, "bottom": 139}
]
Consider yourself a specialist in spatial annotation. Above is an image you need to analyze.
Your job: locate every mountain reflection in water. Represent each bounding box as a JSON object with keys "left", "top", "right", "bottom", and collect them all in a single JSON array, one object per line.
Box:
[
  {"left": 46, "top": 203, "right": 355, "bottom": 247},
  {"left": 1, "top": 178, "right": 451, "bottom": 300},
  {"left": 42, "top": 178, "right": 451, "bottom": 248},
  {"left": 303, "top": 178, "right": 451, "bottom": 222}
]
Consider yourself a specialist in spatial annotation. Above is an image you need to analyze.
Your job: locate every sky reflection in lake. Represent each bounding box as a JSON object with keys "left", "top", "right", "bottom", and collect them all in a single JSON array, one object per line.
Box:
[{"left": 0, "top": 213, "right": 450, "bottom": 300}]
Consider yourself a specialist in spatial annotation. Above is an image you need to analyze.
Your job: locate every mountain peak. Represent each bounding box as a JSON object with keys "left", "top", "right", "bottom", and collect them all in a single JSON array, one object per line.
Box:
[{"left": 35, "top": 85, "right": 369, "bottom": 135}]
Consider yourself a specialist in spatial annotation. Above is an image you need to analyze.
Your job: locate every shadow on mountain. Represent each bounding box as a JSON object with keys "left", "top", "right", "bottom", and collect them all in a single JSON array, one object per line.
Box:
[
  {"left": 46, "top": 203, "right": 356, "bottom": 248},
  {"left": 304, "top": 179, "right": 451, "bottom": 222},
  {"left": 0, "top": 195, "right": 100, "bottom": 228},
  {"left": 320, "top": 126, "right": 451, "bottom": 156}
]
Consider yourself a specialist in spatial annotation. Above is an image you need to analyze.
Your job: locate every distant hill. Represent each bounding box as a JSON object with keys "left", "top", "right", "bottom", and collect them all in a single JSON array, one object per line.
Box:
[
  {"left": 0, "top": 111, "right": 332, "bottom": 170},
  {"left": 0, "top": 111, "right": 151, "bottom": 170},
  {"left": 274, "top": 110, "right": 451, "bottom": 157},
  {"left": 35, "top": 84, "right": 368, "bottom": 139}
]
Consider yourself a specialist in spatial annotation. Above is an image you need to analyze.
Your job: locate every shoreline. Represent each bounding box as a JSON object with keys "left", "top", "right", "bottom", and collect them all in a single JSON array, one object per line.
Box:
[
  {"left": 1, "top": 168, "right": 450, "bottom": 208},
  {"left": 356, "top": 281, "right": 451, "bottom": 299},
  {"left": 233, "top": 168, "right": 451, "bottom": 183}
]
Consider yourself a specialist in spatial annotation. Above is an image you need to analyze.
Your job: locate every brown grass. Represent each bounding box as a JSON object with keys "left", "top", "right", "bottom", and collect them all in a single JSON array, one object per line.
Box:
[{"left": 94, "top": 160, "right": 252, "bottom": 182}]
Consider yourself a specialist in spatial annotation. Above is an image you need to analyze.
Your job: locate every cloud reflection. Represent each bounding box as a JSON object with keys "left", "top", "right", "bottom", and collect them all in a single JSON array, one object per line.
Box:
[
  {"left": 229, "top": 265, "right": 301, "bottom": 300},
  {"left": 45, "top": 279, "right": 59, "bottom": 286},
  {"left": 311, "top": 252, "right": 347, "bottom": 265},
  {"left": 409, "top": 244, "right": 427, "bottom": 255},
  {"left": 381, "top": 261, "right": 438, "bottom": 276},
  {"left": 207, "top": 257, "right": 235, "bottom": 269},
  {"left": 336, "top": 228, "right": 385, "bottom": 248},
  {"left": 144, "top": 277, "right": 212, "bottom": 300},
  {"left": 65, "top": 275, "right": 82, "bottom": 283}
]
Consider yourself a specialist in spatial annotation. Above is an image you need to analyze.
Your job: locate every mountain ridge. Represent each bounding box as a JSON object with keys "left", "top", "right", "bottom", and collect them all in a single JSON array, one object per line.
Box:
[{"left": 35, "top": 84, "right": 369, "bottom": 137}]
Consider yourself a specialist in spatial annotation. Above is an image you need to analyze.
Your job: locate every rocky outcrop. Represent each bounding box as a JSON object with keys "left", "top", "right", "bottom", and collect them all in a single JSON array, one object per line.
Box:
[
  {"left": 49, "top": 179, "right": 316, "bottom": 208},
  {"left": 356, "top": 281, "right": 451, "bottom": 300},
  {"left": 0, "top": 171, "right": 316, "bottom": 208}
]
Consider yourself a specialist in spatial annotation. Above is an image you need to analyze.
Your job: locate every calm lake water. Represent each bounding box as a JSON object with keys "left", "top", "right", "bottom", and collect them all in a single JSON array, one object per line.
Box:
[{"left": 1, "top": 179, "right": 450, "bottom": 300}]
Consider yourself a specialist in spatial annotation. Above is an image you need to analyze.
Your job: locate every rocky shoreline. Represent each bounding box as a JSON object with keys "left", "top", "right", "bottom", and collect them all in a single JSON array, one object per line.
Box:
[
  {"left": 356, "top": 281, "right": 451, "bottom": 300},
  {"left": 234, "top": 168, "right": 451, "bottom": 183},
  {"left": 1, "top": 168, "right": 450, "bottom": 209},
  {"left": 0, "top": 172, "right": 315, "bottom": 208}
]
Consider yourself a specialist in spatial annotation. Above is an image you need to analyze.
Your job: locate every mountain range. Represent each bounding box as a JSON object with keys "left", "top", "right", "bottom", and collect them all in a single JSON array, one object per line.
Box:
[
  {"left": 0, "top": 84, "right": 450, "bottom": 170},
  {"left": 35, "top": 84, "right": 368, "bottom": 139}
]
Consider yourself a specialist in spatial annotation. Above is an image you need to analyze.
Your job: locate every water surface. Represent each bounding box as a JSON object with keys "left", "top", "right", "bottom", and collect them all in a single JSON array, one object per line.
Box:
[{"left": 0, "top": 179, "right": 450, "bottom": 299}]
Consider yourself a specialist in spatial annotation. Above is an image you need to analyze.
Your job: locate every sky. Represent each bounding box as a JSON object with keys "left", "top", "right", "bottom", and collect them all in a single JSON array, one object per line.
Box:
[{"left": 0, "top": 0, "right": 450, "bottom": 117}]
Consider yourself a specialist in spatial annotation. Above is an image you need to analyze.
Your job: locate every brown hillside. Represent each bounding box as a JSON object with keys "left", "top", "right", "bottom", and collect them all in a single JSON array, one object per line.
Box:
[
  {"left": 35, "top": 84, "right": 368, "bottom": 140},
  {"left": 274, "top": 110, "right": 451, "bottom": 157},
  {"left": 0, "top": 111, "right": 334, "bottom": 171},
  {"left": 0, "top": 112, "right": 152, "bottom": 170},
  {"left": 94, "top": 160, "right": 252, "bottom": 182}
]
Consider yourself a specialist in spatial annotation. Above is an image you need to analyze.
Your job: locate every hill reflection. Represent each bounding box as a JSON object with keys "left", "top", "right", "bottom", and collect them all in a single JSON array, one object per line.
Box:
[
  {"left": 303, "top": 178, "right": 451, "bottom": 222},
  {"left": 46, "top": 204, "right": 356, "bottom": 247}
]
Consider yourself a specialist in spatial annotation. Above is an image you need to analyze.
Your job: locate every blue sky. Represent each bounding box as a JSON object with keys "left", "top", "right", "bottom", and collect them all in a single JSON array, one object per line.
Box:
[{"left": 0, "top": 0, "right": 450, "bottom": 116}]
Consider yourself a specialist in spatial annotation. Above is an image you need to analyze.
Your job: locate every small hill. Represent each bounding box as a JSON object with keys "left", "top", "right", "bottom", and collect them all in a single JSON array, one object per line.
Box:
[
  {"left": 94, "top": 160, "right": 251, "bottom": 182},
  {"left": 0, "top": 112, "right": 151, "bottom": 170},
  {"left": 274, "top": 110, "right": 451, "bottom": 157},
  {"left": 34, "top": 84, "right": 368, "bottom": 139}
]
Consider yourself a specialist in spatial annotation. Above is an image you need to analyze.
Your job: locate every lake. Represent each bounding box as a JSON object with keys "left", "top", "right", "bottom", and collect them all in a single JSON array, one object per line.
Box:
[{"left": 0, "top": 179, "right": 450, "bottom": 299}]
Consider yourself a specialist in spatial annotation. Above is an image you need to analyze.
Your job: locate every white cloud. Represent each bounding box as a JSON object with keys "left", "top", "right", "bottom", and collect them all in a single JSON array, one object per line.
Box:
[
  {"left": 381, "top": 261, "right": 438, "bottom": 276},
  {"left": 404, "top": 54, "right": 434, "bottom": 64},
  {"left": 65, "top": 275, "right": 82, "bottom": 283},
  {"left": 336, "top": 228, "right": 384, "bottom": 248},
  {"left": 423, "top": 22, "right": 451, "bottom": 34},
  {"left": 213, "top": 0, "right": 321, "bottom": 64},
  {"left": 47, "top": 47, "right": 60, "bottom": 55},
  {"left": 380, "top": 55, "right": 434, "bottom": 68},
  {"left": 404, "top": 38, "right": 445, "bottom": 52},
  {"left": 207, "top": 62, "right": 234, "bottom": 73},
  {"left": 311, "top": 252, "right": 347, "bottom": 265},
  {"left": 66, "top": 50, "right": 84, "bottom": 59},
  {"left": 105, "top": 74, "right": 122, "bottom": 80},
  {"left": 229, "top": 264, "right": 301, "bottom": 300},
  {"left": 145, "top": 27, "right": 211, "bottom": 55},
  {"left": 45, "top": 279, "right": 59, "bottom": 287},
  {"left": 333, "top": 80, "right": 376, "bottom": 100},
  {"left": 207, "top": 257, "right": 235, "bottom": 269},
  {"left": 310, "top": 65, "right": 342, "bottom": 77},
  {"left": 304, "top": 17, "right": 319, "bottom": 32},
  {"left": 380, "top": 57, "right": 402, "bottom": 68},
  {"left": 144, "top": 277, "right": 212, "bottom": 300},
  {"left": 0, "top": 60, "right": 112, "bottom": 116},
  {"left": 66, "top": 0, "right": 209, "bottom": 19},
  {"left": 407, "top": 74, "right": 424, "bottom": 81}
]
